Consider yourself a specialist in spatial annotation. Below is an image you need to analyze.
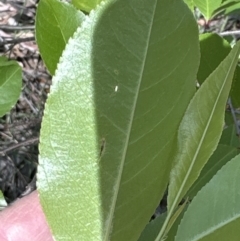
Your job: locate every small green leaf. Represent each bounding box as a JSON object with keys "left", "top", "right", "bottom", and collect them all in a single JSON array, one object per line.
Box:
[
  {"left": 36, "top": 0, "right": 85, "bottom": 75},
  {"left": 168, "top": 41, "right": 240, "bottom": 213},
  {"left": 176, "top": 154, "right": 240, "bottom": 241},
  {"left": 186, "top": 144, "right": 238, "bottom": 199},
  {"left": 198, "top": 33, "right": 231, "bottom": 84},
  {"left": 37, "top": 0, "right": 199, "bottom": 240},
  {"left": 0, "top": 57, "right": 22, "bottom": 117},
  {"left": 193, "top": 0, "right": 222, "bottom": 20},
  {"left": 72, "top": 0, "right": 103, "bottom": 12}
]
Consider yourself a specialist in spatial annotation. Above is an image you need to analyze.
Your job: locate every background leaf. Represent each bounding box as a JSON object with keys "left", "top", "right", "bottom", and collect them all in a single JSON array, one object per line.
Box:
[
  {"left": 225, "top": 110, "right": 234, "bottom": 125},
  {"left": 72, "top": 0, "right": 103, "bottom": 12},
  {"left": 212, "top": 0, "right": 240, "bottom": 16},
  {"left": 186, "top": 144, "right": 238, "bottom": 199},
  {"left": 36, "top": 0, "right": 85, "bottom": 75},
  {"left": 164, "top": 206, "right": 187, "bottom": 241},
  {"left": 37, "top": 0, "right": 199, "bottom": 240},
  {"left": 138, "top": 205, "right": 188, "bottom": 241},
  {"left": 193, "top": 0, "right": 222, "bottom": 20},
  {"left": 138, "top": 213, "right": 167, "bottom": 241},
  {"left": 197, "top": 33, "right": 240, "bottom": 107},
  {"left": 0, "top": 57, "right": 22, "bottom": 117},
  {"left": 184, "top": 0, "right": 194, "bottom": 11},
  {"left": 176, "top": 154, "right": 240, "bottom": 241},
  {"left": 222, "top": 1, "right": 240, "bottom": 15},
  {"left": 220, "top": 124, "right": 240, "bottom": 147},
  {"left": 198, "top": 33, "right": 231, "bottom": 85},
  {"left": 167, "top": 41, "right": 240, "bottom": 213}
]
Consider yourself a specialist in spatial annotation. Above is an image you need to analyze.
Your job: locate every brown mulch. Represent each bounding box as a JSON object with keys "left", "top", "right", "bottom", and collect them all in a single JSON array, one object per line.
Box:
[{"left": 0, "top": 0, "right": 51, "bottom": 203}]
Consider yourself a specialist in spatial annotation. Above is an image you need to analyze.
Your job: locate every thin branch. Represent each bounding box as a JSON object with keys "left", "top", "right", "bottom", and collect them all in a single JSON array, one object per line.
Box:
[
  {"left": 220, "top": 30, "right": 240, "bottom": 36},
  {"left": 0, "top": 36, "right": 35, "bottom": 46},
  {"left": 227, "top": 98, "right": 240, "bottom": 136},
  {"left": 0, "top": 25, "right": 35, "bottom": 31},
  {"left": 0, "top": 137, "right": 39, "bottom": 155}
]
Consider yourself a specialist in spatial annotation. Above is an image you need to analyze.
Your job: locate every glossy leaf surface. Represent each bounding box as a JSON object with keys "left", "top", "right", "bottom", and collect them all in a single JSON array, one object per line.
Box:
[
  {"left": 36, "top": 0, "right": 85, "bottom": 75},
  {"left": 176, "top": 154, "right": 240, "bottom": 241},
  {"left": 37, "top": 0, "right": 199, "bottom": 240}
]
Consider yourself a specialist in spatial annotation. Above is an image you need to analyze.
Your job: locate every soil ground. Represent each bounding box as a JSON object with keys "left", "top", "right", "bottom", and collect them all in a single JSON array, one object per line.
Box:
[{"left": 0, "top": 0, "right": 51, "bottom": 203}]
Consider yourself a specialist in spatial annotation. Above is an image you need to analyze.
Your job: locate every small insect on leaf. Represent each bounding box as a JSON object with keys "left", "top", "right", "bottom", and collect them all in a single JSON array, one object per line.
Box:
[{"left": 99, "top": 138, "right": 106, "bottom": 157}]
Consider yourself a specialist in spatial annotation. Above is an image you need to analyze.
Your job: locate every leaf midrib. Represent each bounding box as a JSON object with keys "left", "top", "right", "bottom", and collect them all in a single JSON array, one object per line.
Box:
[
  {"left": 48, "top": 0, "right": 67, "bottom": 43},
  {"left": 103, "top": 1, "right": 158, "bottom": 240}
]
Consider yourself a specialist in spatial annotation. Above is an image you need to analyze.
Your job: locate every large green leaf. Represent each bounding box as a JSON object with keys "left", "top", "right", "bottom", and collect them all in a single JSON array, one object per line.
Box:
[
  {"left": 176, "top": 154, "right": 240, "bottom": 241},
  {"left": 37, "top": 0, "right": 199, "bottom": 240},
  {"left": 36, "top": 0, "right": 85, "bottom": 75},
  {"left": 186, "top": 144, "right": 238, "bottom": 199},
  {"left": 193, "top": 0, "right": 222, "bottom": 20},
  {"left": 198, "top": 33, "right": 231, "bottom": 85},
  {"left": 0, "top": 57, "right": 22, "bottom": 117},
  {"left": 72, "top": 0, "right": 103, "bottom": 12},
  {"left": 158, "top": 42, "right": 240, "bottom": 241}
]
